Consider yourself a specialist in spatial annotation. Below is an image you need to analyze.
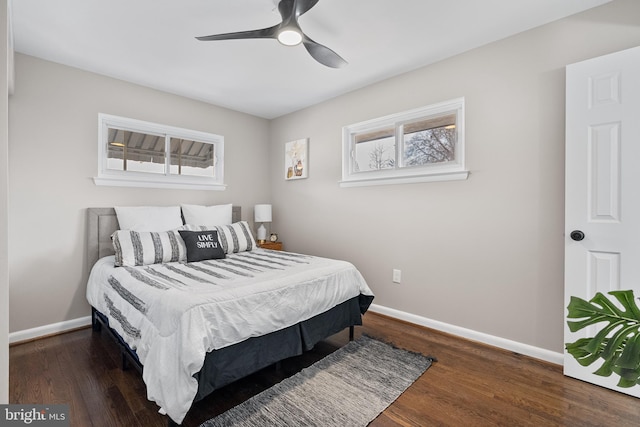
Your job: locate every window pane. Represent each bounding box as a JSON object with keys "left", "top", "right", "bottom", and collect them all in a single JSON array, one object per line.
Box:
[
  {"left": 169, "top": 138, "right": 215, "bottom": 177},
  {"left": 403, "top": 114, "right": 456, "bottom": 167},
  {"left": 353, "top": 127, "right": 396, "bottom": 172},
  {"left": 107, "top": 128, "right": 165, "bottom": 174},
  {"left": 341, "top": 98, "right": 466, "bottom": 187}
]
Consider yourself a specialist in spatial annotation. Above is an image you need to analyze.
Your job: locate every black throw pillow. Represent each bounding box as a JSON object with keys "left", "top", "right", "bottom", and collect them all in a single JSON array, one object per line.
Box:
[{"left": 178, "top": 230, "right": 225, "bottom": 263}]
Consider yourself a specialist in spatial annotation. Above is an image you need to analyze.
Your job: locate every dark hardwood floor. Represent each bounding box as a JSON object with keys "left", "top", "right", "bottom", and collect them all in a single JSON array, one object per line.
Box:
[{"left": 10, "top": 312, "right": 640, "bottom": 426}]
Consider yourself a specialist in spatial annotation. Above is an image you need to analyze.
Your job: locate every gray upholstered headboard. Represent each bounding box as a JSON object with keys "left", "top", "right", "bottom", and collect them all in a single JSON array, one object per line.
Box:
[{"left": 87, "top": 206, "right": 241, "bottom": 270}]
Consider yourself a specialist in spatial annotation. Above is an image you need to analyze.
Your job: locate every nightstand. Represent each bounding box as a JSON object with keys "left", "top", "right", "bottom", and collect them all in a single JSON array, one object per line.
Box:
[{"left": 257, "top": 241, "right": 283, "bottom": 251}]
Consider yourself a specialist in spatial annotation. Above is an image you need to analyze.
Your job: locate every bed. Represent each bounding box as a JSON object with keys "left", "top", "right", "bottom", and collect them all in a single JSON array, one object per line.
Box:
[{"left": 85, "top": 206, "right": 374, "bottom": 425}]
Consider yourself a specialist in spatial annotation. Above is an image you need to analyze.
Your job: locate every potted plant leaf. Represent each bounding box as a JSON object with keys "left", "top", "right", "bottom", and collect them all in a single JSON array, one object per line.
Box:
[{"left": 566, "top": 289, "right": 640, "bottom": 388}]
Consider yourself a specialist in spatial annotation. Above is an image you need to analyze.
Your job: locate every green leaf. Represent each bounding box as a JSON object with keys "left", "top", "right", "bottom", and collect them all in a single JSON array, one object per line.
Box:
[
  {"left": 613, "top": 365, "right": 640, "bottom": 383},
  {"left": 592, "top": 292, "right": 627, "bottom": 317},
  {"left": 616, "top": 377, "right": 637, "bottom": 388},
  {"left": 565, "top": 290, "right": 640, "bottom": 389},
  {"left": 617, "top": 333, "right": 640, "bottom": 369},
  {"left": 567, "top": 315, "right": 609, "bottom": 333},
  {"left": 611, "top": 290, "right": 640, "bottom": 319},
  {"left": 566, "top": 338, "right": 602, "bottom": 366},
  {"left": 567, "top": 296, "right": 607, "bottom": 320},
  {"left": 593, "top": 354, "right": 615, "bottom": 377},
  {"left": 584, "top": 321, "right": 624, "bottom": 354},
  {"left": 612, "top": 365, "right": 640, "bottom": 387}
]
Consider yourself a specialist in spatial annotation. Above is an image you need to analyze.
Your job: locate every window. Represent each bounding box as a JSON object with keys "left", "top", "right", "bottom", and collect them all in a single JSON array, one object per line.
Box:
[
  {"left": 94, "top": 114, "right": 225, "bottom": 190},
  {"left": 341, "top": 98, "right": 468, "bottom": 187}
]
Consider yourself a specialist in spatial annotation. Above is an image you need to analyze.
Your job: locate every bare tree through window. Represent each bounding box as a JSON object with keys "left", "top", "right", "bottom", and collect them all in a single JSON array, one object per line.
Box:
[
  {"left": 368, "top": 142, "right": 395, "bottom": 170},
  {"left": 404, "top": 127, "right": 456, "bottom": 166}
]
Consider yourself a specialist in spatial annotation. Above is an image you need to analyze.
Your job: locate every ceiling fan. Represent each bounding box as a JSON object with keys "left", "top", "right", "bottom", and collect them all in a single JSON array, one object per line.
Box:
[{"left": 196, "top": 0, "right": 347, "bottom": 68}]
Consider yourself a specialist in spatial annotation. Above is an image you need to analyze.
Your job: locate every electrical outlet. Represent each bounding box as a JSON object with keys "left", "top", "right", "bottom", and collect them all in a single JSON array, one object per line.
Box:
[{"left": 392, "top": 269, "right": 401, "bottom": 283}]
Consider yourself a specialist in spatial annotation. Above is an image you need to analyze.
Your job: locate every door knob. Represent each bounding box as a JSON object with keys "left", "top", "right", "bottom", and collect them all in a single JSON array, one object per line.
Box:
[{"left": 570, "top": 230, "right": 585, "bottom": 241}]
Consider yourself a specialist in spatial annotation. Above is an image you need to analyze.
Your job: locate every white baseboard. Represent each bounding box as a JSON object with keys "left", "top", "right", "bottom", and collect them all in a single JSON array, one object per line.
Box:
[
  {"left": 9, "top": 316, "right": 92, "bottom": 345},
  {"left": 10, "top": 306, "right": 565, "bottom": 366},
  {"left": 368, "top": 303, "right": 563, "bottom": 366}
]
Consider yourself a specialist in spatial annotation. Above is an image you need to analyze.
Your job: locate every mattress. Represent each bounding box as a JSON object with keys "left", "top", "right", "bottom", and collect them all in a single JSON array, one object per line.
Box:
[{"left": 86, "top": 249, "right": 374, "bottom": 423}]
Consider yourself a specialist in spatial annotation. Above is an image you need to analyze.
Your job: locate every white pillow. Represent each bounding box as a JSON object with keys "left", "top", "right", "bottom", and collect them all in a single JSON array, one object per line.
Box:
[
  {"left": 181, "top": 204, "right": 233, "bottom": 227},
  {"left": 115, "top": 206, "right": 183, "bottom": 231},
  {"left": 112, "top": 229, "right": 187, "bottom": 267},
  {"left": 216, "top": 221, "right": 256, "bottom": 253}
]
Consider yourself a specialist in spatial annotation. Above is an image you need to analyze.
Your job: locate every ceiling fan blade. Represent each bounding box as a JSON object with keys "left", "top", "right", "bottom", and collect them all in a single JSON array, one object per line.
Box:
[
  {"left": 196, "top": 25, "right": 279, "bottom": 42},
  {"left": 277, "top": 0, "right": 296, "bottom": 22},
  {"left": 279, "top": 0, "right": 318, "bottom": 24},
  {"left": 295, "top": 0, "right": 320, "bottom": 17},
  {"left": 302, "top": 37, "right": 347, "bottom": 68}
]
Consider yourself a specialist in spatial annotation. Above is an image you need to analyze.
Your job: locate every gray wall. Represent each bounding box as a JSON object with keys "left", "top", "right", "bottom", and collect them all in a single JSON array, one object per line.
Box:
[
  {"left": 1, "top": 0, "right": 10, "bottom": 404},
  {"left": 8, "top": 54, "right": 270, "bottom": 332},
  {"left": 268, "top": 0, "right": 640, "bottom": 353}
]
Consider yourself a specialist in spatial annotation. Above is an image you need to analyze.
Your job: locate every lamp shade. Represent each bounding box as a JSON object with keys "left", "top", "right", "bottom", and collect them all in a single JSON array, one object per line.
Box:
[{"left": 254, "top": 204, "right": 272, "bottom": 223}]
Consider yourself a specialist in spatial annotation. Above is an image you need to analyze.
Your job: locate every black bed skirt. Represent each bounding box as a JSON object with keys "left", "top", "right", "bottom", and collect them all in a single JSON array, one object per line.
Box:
[
  {"left": 92, "top": 293, "right": 374, "bottom": 404},
  {"left": 194, "top": 294, "right": 372, "bottom": 400}
]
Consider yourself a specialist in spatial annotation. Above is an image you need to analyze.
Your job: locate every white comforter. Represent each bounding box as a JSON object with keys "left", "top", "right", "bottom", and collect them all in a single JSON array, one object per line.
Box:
[{"left": 86, "top": 249, "right": 373, "bottom": 424}]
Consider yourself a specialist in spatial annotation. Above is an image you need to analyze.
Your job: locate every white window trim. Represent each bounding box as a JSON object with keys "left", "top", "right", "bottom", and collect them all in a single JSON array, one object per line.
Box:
[
  {"left": 340, "top": 98, "right": 469, "bottom": 187},
  {"left": 94, "top": 114, "right": 226, "bottom": 191}
]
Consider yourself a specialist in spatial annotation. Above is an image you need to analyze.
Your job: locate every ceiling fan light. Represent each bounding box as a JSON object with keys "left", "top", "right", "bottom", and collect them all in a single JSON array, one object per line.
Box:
[{"left": 277, "top": 29, "right": 302, "bottom": 46}]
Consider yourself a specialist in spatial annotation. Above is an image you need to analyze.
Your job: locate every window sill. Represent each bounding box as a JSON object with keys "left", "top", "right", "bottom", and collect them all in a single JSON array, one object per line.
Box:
[
  {"left": 339, "top": 170, "right": 469, "bottom": 188},
  {"left": 93, "top": 176, "right": 227, "bottom": 191}
]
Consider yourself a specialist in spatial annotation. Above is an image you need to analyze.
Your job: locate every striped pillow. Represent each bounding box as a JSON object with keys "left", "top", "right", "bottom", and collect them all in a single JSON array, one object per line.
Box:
[
  {"left": 184, "top": 221, "right": 256, "bottom": 254},
  {"left": 112, "top": 229, "right": 187, "bottom": 267}
]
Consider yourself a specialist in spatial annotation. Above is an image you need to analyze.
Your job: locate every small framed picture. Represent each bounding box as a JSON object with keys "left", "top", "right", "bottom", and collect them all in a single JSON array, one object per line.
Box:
[{"left": 285, "top": 138, "right": 308, "bottom": 180}]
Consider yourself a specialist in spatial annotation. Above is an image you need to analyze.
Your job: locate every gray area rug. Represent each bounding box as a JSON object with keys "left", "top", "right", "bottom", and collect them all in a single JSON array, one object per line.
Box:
[{"left": 200, "top": 335, "right": 435, "bottom": 427}]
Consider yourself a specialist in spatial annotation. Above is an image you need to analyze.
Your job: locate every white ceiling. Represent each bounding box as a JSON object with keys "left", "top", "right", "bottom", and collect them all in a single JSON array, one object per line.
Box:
[{"left": 11, "top": 0, "right": 610, "bottom": 119}]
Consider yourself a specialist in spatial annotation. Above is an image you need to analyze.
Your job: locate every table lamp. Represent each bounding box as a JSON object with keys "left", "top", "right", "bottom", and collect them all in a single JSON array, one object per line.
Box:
[{"left": 254, "top": 204, "right": 272, "bottom": 243}]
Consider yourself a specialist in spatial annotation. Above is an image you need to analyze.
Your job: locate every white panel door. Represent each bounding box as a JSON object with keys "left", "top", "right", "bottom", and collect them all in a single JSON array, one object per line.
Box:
[{"left": 564, "top": 45, "right": 640, "bottom": 395}]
